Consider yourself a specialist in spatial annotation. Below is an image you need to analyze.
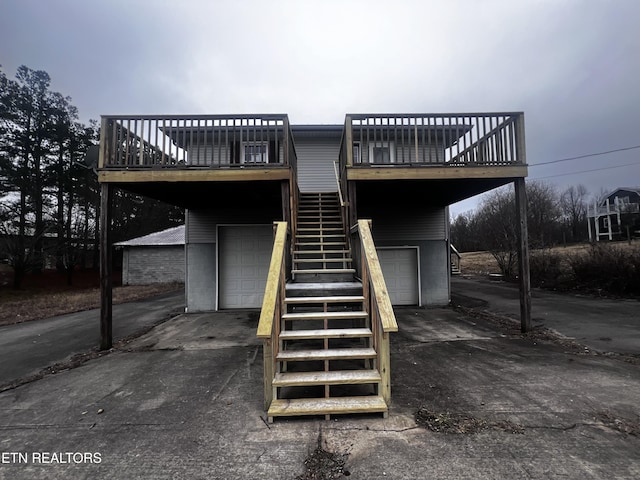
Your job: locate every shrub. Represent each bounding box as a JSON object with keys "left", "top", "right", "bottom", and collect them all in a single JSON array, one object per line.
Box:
[
  {"left": 569, "top": 244, "right": 640, "bottom": 296},
  {"left": 529, "top": 250, "right": 569, "bottom": 289}
]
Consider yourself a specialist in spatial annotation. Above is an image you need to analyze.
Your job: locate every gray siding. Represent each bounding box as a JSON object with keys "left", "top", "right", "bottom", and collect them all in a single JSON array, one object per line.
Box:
[
  {"left": 186, "top": 206, "right": 282, "bottom": 244},
  {"left": 122, "top": 246, "right": 185, "bottom": 285},
  {"left": 186, "top": 243, "right": 217, "bottom": 312},
  {"left": 296, "top": 136, "right": 340, "bottom": 192},
  {"left": 363, "top": 206, "right": 446, "bottom": 242},
  {"left": 356, "top": 141, "right": 444, "bottom": 164}
]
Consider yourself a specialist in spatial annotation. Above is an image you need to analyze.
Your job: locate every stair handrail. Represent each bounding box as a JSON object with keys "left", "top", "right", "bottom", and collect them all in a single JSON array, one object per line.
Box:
[
  {"left": 450, "top": 243, "right": 461, "bottom": 272},
  {"left": 256, "top": 221, "right": 289, "bottom": 410},
  {"left": 352, "top": 219, "right": 397, "bottom": 405},
  {"left": 356, "top": 219, "right": 398, "bottom": 333}
]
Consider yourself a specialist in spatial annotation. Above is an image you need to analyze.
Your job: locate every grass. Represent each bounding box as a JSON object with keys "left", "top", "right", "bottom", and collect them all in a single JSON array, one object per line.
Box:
[
  {"left": 459, "top": 240, "right": 640, "bottom": 297},
  {"left": 0, "top": 267, "right": 182, "bottom": 326}
]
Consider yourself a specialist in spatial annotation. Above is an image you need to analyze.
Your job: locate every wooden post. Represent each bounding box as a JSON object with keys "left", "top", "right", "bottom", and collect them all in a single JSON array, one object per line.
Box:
[
  {"left": 348, "top": 181, "right": 357, "bottom": 229},
  {"left": 99, "top": 183, "right": 113, "bottom": 350},
  {"left": 514, "top": 178, "right": 531, "bottom": 333},
  {"left": 345, "top": 116, "right": 353, "bottom": 167}
]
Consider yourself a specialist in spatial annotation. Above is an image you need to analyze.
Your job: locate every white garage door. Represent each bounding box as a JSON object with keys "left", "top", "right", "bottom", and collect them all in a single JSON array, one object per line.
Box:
[
  {"left": 219, "top": 226, "right": 273, "bottom": 309},
  {"left": 377, "top": 248, "right": 419, "bottom": 306}
]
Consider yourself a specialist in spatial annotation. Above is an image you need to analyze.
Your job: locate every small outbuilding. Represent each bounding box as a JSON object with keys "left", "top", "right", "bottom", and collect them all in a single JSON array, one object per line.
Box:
[{"left": 115, "top": 225, "right": 185, "bottom": 285}]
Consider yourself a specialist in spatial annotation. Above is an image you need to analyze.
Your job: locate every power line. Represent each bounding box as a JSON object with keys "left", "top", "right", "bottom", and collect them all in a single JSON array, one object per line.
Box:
[
  {"left": 530, "top": 144, "right": 640, "bottom": 167},
  {"left": 531, "top": 160, "right": 640, "bottom": 180}
]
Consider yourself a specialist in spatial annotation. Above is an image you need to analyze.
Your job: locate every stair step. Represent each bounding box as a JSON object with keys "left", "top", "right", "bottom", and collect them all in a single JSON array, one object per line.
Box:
[
  {"left": 292, "top": 268, "right": 355, "bottom": 275},
  {"left": 296, "top": 234, "right": 345, "bottom": 239},
  {"left": 279, "top": 327, "right": 371, "bottom": 340},
  {"left": 268, "top": 396, "right": 387, "bottom": 418},
  {"left": 294, "top": 250, "right": 351, "bottom": 255},
  {"left": 296, "top": 242, "right": 347, "bottom": 246},
  {"left": 282, "top": 310, "right": 368, "bottom": 321},
  {"left": 285, "top": 295, "right": 364, "bottom": 304},
  {"left": 293, "top": 258, "right": 352, "bottom": 263},
  {"left": 297, "top": 227, "right": 343, "bottom": 232},
  {"left": 273, "top": 370, "right": 380, "bottom": 387},
  {"left": 277, "top": 347, "right": 376, "bottom": 361}
]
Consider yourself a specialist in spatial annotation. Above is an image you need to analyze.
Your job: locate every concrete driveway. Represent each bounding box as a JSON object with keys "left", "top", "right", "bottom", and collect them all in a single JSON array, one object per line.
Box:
[
  {"left": 0, "top": 291, "right": 184, "bottom": 387},
  {"left": 452, "top": 276, "right": 640, "bottom": 354},
  {"left": 0, "top": 306, "right": 638, "bottom": 479}
]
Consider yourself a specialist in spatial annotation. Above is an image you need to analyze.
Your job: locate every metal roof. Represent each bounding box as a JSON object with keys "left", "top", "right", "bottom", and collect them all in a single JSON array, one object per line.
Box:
[{"left": 115, "top": 225, "right": 185, "bottom": 247}]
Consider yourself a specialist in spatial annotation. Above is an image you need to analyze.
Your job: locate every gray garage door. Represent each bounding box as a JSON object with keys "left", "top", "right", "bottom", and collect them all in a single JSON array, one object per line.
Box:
[
  {"left": 377, "top": 248, "right": 419, "bottom": 306},
  {"left": 219, "top": 226, "right": 273, "bottom": 309}
]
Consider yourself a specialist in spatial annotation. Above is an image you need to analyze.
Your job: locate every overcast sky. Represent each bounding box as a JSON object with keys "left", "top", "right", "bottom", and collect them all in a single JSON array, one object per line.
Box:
[{"left": 2, "top": 0, "right": 639, "bottom": 216}]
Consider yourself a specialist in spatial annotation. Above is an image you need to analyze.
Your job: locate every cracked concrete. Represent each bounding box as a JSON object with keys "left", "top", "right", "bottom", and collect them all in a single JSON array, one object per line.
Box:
[{"left": 0, "top": 303, "right": 639, "bottom": 479}]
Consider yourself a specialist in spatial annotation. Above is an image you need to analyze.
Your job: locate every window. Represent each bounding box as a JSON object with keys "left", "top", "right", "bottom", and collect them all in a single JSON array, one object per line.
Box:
[
  {"left": 242, "top": 143, "right": 268, "bottom": 163},
  {"left": 353, "top": 142, "right": 361, "bottom": 163},
  {"left": 368, "top": 142, "right": 395, "bottom": 164}
]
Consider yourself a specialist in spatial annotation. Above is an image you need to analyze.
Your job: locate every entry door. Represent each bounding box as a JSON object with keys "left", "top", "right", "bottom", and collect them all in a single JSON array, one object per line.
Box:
[
  {"left": 218, "top": 226, "right": 273, "bottom": 309},
  {"left": 377, "top": 248, "right": 419, "bottom": 305}
]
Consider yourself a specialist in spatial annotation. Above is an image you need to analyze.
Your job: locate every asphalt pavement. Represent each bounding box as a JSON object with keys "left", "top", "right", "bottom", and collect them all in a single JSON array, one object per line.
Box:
[
  {"left": 0, "top": 291, "right": 184, "bottom": 386},
  {"left": 452, "top": 275, "right": 640, "bottom": 354}
]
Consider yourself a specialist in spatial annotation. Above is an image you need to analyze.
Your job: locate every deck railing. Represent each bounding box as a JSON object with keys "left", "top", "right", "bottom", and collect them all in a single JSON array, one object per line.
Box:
[
  {"left": 339, "top": 112, "right": 525, "bottom": 171},
  {"left": 256, "top": 221, "right": 290, "bottom": 411},
  {"left": 99, "top": 114, "right": 297, "bottom": 172},
  {"left": 350, "top": 219, "right": 398, "bottom": 404}
]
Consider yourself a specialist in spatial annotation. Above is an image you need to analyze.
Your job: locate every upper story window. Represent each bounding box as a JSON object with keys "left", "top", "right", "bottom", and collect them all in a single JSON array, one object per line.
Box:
[
  {"left": 369, "top": 142, "right": 395, "bottom": 164},
  {"left": 242, "top": 143, "right": 268, "bottom": 163}
]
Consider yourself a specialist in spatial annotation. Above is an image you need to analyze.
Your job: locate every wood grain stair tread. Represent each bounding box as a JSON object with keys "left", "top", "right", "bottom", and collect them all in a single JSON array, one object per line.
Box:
[
  {"left": 276, "top": 347, "right": 377, "bottom": 361},
  {"left": 292, "top": 268, "right": 355, "bottom": 274},
  {"left": 282, "top": 310, "right": 367, "bottom": 320},
  {"left": 294, "top": 250, "right": 351, "bottom": 255},
  {"left": 285, "top": 295, "right": 364, "bottom": 304},
  {"left": 272, "top": 370, "right": 381, "bottom": 387},
  {"left": 293, "top": 258, "right": 352, "bottom": 263},
  {"left": 295, "top": 242, "right": 347, "bottom": 246},
  {"left": 279, "top": 327, "right": 372, "bottom": 340},
  {"left": 268, "top": 396, "right": 387, "bottom": 417}
]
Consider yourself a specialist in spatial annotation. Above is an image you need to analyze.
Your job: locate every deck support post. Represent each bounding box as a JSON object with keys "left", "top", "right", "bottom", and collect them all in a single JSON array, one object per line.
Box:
[
  {"left": 348, "top": 181, "right": 357, "bottom": 229},
  {"left": 100, "top": 183, "right": 113, "bottom": 350},
  {"left": 514, "top": 178, "right": 531, "bottom": 333}
]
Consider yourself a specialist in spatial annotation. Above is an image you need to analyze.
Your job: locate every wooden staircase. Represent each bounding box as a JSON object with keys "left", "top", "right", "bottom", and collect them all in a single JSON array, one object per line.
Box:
[{"left": 265, "top": 192, "right": 389, "bottom": 421}]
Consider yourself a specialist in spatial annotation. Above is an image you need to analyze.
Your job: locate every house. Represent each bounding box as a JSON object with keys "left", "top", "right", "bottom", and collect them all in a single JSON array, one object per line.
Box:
[
  {"left": 587, "top": 187, "right": 640, "bottom": 241},
  {"left": 114, "top": 225, "right": 185, "bottom": 285},
  {"left": 97, "top": 113, "right": 530, "bottom": 420}
]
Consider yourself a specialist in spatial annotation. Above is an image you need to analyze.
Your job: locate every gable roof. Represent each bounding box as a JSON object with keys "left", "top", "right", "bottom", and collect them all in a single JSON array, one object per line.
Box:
[
  {"left": 600, "top": 187, "right": 640, "bottom": 204},
  {"left": 115, "top": 225, "right": 185, "bottom": 247}
]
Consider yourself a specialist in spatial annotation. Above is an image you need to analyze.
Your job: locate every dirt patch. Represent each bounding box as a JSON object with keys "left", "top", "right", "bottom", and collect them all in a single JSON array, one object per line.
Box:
[
  {"left": 596, "top": 411, "right": 640, "bottom": 437},
  {"left": 296, "top": 446, "right": 350, "bottom": 480},
  {"left": 415, "top": 407, "right": 524, "bottom": 435},
  {"left": 0, "top": 282, "right": 183, "bottom": 326}
]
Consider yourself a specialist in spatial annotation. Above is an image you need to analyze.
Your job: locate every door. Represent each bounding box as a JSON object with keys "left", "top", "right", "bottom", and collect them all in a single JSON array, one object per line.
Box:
[
  {"left": 218, "top": 226, "right": 273, "bottom": 309},
  {"left": 377, "top": 247, "right": 419, "bottom": 306}
]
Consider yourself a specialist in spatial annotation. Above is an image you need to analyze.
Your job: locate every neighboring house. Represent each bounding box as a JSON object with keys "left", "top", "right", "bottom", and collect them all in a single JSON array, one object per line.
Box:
[
  {"left": 587, "top": 187, "right": 640, "bottom": 241},
  {"left": 115, "top": 225, "right": 185, "bottom": 285},
  {"left": 97, "top": 113, "right": 529, "bottom": 420}
]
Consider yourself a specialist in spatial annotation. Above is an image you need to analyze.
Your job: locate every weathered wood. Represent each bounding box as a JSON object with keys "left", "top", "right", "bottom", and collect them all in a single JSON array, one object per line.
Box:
[
  {"left": 99, "top": 183, "right": 113, "bottom": 350},
  {"left": 358, "top": 220, "right": 398, "bottom": 333},
  {"left": 281, "top": 311, "right": 368, "bottom": 321},
  {"left": 98, "top": 168, "right": 290, "bottom": 184},
  {"left": 263, "top": 338, "right": 273, "bottom": 411},
  {"left": 514, "top": 178, "right": 531, "bottom": 333},
  {"left": 268, "top": 396, "right": 387, "bottom": 417},
  {"left": 277, "top": 347, "right": 376, "bottom": 362},
  {"left": 256, "top": 222, "right": 288, "bottom": 339},
  {"left": 346, "top": 165, "right": 528, "bottom": 181},
  {"left": 379, "top": 331, "right": 391, "bottom": 404},
  {"left": 284, "top": 295, "right": 364, "bottom": 304},
  {"left": 273, "top": 370, "right": 381, "bottom": 387},
  {"left": 278, "top": 328, "right": 372, "bottom": 340},
  {"left": 345, "top": 116, "right": 353, "bottom": 167}
]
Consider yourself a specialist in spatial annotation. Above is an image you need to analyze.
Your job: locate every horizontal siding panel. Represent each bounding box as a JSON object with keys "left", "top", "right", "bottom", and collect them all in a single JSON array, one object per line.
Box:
[
  {"left": 364, "top": 206, "right": 446, "bottom": 242},
  {"left": 186, "top": 207, "right": 281, "bottom": 244},
  {"left": 296, "top": 137, "right": 341, "bottom": 192}
]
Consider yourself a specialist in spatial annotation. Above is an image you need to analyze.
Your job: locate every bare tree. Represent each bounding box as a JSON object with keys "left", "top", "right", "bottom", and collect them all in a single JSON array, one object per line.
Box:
[{"left": 560, "top": 184, "right": 588, "bottom": 243}]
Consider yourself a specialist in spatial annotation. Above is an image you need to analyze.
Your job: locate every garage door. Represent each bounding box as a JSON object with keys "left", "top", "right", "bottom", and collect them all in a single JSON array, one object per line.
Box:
[
  {"left": 377, "top": 248, "right": 419, "bottom": 306},
  {"left": 219, "top": 226, "right": 273, "bottom": 309}
]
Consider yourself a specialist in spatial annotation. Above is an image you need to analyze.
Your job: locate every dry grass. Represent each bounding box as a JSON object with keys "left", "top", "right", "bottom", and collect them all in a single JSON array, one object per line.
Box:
[
  {"left": 460, "top": 241, "right": 640, "bottom": 276},
  {"left": 0, "top": 283, "right": 183, "bottom": 326}
]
